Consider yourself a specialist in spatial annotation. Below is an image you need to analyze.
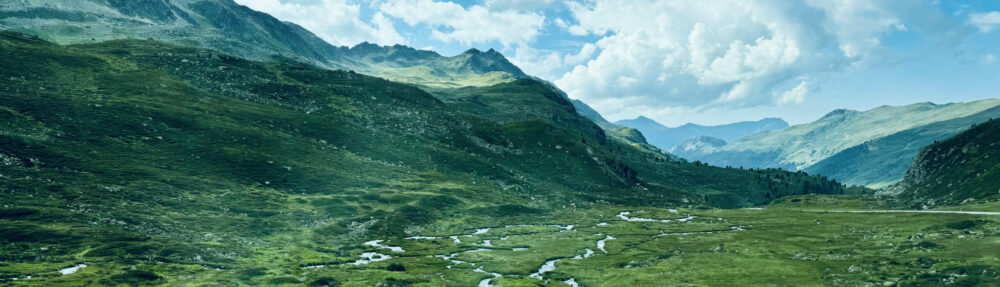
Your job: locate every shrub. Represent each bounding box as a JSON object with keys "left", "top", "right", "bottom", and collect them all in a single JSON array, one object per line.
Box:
[
  {"left": 307, "top": 276, "right": 339, "bottom": 287},
  {"left": 387, "top": 263, "right": 406, "bottom": 271}
]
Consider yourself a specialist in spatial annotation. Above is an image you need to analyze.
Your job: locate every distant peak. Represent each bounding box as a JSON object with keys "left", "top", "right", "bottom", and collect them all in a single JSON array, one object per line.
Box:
[
  {"left": 353, "top": 41, "right": 379, "bottom": 48},
  {"left": 821, "top": 108, "right": 858, "bottom": 119},
  {"left": 462, "top": 48, "right": 502, "bottom": 57},
  {"left": 626, "top": 116, "right": 663, "bottom": 124}
]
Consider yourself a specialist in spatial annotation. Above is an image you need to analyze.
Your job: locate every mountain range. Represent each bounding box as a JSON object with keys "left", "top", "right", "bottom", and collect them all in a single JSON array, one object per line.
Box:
[
  {"left": 804, "top": 104, "right": 1000, "bottom": 187},
  {"left": 616, "top": 116, "right": 789, "bottom": 150},
  {"left": 672, "top": 99, "right": 1000, "bottom": 187},
  {"left": 0, "top": 0, "right": 527, "bottom": 87},
  {"left": 3, "top": 0, "right": 1000, "bottom": 286}
]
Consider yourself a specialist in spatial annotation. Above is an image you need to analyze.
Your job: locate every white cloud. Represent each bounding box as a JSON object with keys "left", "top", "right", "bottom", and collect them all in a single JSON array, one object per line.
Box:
[
  {"left": 379, "top": 0, "right": 544, "bottom": 47},
  {"left": 805, "top": 0, "right": 907, "bottom": 59},
  {"left": 778, "top": 81, "right": 809, "bottom": 105},
  {"left": 554, "top": 0, "right": 957, "bottom": 122},
  {"left": 234, "top": 0, "right": 404, "bottom": 46},
  {"left": 969, "top": 11, "right": 1000, "bottom": 32},
  {"left": 510, "top": 43, "right": 596, "bottom": 79}
]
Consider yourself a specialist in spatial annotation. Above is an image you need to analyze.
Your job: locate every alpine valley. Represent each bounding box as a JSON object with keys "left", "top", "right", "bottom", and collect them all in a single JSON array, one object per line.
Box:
[{"left": 1, "top": 1, "right": 998, "bottom": 286}]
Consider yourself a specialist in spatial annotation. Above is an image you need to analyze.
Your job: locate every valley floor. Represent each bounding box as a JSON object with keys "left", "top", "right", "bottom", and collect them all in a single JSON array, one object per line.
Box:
[{"left": 5, "top": 195, "right": 999, "bottom": 286}]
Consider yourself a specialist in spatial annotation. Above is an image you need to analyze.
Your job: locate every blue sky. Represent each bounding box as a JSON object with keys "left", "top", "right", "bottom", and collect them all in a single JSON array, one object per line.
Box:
[{"left": 236, "top": 0, "right": 1000, "bottom": 126}]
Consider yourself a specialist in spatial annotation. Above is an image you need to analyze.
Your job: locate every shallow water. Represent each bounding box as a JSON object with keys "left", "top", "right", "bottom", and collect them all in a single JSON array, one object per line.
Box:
[
  {"left": 362, "top": 240, "right": 404, "bottom": 252},
  {"left": 59, "top": 264, "right": 87, "bottom": 275},
  {"left": 529, "top": 259, "right": 561, "bottom": 280},
  {"left": 349, "top": 252, "right": 391, "bottom": 265},
  {"left": 573, "top": 248, "right": 595, "bottom": 259},
  {"left": 597, "top": 235, "right": 615, "bottom": 253},
  {"left": 405, "top": 236, "right": 440, "bottom": 240},
  {"left": 474, "top": 267, "right": 503, "bottom": 287},
  {"left": 618, "top": 211, "right": 697, "bottom": 223}
]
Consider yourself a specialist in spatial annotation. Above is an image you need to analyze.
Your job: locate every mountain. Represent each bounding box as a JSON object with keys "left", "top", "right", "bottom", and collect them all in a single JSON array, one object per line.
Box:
[
  {"left": 883, "top": 118, "right": 1000, "bottom": 207},
  {"left": 0, "top": 0, "right": 527, "bottom": 87},
  {"left": 335, "top": 44, "right": 528, "bottom": 87},
  {"left": 571, "top": 99, "right": 615, "bottom": 128},
  {"left": 805, "top": 105, "right": 1000, "bottom": 188},
  {"left": 0, "top": 32, "right": 849, "bottom": 284},
  {"left": 567, "top": 99, "right": 674, "bottom": 157},
  {"left": 616, "top": 116, "right": 788, "bottom": 150},
  {"left": 669, "top": 136, "right": 728, "bottom": 155},
  {"left": 673, "top": 99, "right": 1000, "bottom": 173}
]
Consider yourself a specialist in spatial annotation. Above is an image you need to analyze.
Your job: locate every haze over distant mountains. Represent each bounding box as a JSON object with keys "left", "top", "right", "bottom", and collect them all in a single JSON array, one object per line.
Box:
[{"left": 616, "top": 116, "right": 789, "bottom": 150}]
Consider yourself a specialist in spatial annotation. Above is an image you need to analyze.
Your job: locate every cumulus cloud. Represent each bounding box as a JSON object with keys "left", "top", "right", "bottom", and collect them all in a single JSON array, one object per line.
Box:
[
  {"left": 510, "top": 43, "right": 596, "bottom": 79},
  {"left": 555, "top": 0, "right": 959, "bottom": 121},
  {"left": 234, "top": 0, "right": 404, "bottom": 46},
  {"left": 379, "top": 0, "right": 544, "bottom": 47},
  {"left": 969, "top": 11, "right": 1000, "bottom": 32},
  {"left": 778, "top": 81, "right": 809, "bottom": 105}
]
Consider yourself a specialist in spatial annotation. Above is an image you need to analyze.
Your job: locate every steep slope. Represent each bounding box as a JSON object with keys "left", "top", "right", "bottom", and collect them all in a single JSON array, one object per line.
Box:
[
  {"left": 0, "top": 33, "right": 845, "bottom": 284},
  {"left": 616, "top": 116, "right": 788, "bottom": 150},
  {"left": 571, "top": 99, "right": 615, "bottom": 128},
  {"left": 0, "top": 0, "right": 527, "bottom": 87},
  {"left": 805, "top": 105, "right": 1000, "bottom": 188},
  {"left": 884, "top": 118, "right": 1000, "bottom": 207},
  {"left": 675, "top": 100, "right": 1000, "bottom": 172},
  {"left": 569, "top": 99, "right": 663, "bottom": 155}
]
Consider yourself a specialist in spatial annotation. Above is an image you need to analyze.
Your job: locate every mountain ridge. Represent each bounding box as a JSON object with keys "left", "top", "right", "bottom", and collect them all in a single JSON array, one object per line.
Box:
[
  {"left": 0, "top": 0, "right": 527, "bottom": 87},
  {"left": 673, "top": 98, "right": 1000, "bottom": 175},
  {"left": 805, "top": 105, "right": 1000, "bottom": 188},
  {"left": 616, "top": 116, "right": 789, "bottom": 150}
]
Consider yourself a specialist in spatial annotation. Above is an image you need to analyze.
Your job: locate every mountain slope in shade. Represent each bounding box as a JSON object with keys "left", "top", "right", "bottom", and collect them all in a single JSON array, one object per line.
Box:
[
  {"left": 674, "top": 99, "right": 1000, "bottom": 172},
  {"left": 805, "top": 105, "right": 1000, "bottom": 188},
  {"left": 883, "top": 118, "right": 1000, "bottom": 207},
  {"left": 616, "top": 116, "right": 788, "bottom": 150},
  {"left": 0, "top": 0, "right": 527, "bottom": 87}
]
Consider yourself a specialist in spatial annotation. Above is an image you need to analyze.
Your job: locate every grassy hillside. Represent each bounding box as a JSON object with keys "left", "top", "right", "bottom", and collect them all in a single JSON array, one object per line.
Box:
[
  {"left": 884, "top": 118, "right": 1000, "bottom": 207},
  {"left": 674, "top": 100, "right": 1000, "bottom": 172},
  {"left": 806, "top": 105, "right": 1000, "bottom": 188},
  {"left": 0, "top": 32, "right": 846, "bottom": 285}
]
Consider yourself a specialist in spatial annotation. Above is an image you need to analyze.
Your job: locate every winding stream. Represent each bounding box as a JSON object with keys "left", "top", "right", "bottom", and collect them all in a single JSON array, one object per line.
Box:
[{"left": 331, "top": 210, "right": 749, "bottom": 286}]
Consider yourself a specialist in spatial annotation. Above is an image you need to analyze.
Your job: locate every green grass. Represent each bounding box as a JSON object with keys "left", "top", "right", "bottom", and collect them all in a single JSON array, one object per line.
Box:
[{"left": 0, "top": 32, "right": 870, "bottom": 286}]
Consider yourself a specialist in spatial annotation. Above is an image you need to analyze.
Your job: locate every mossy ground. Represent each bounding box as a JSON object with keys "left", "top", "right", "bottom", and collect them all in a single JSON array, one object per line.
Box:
[{"left": 4, "top": 195, "right": 998, "bottom": 286}]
